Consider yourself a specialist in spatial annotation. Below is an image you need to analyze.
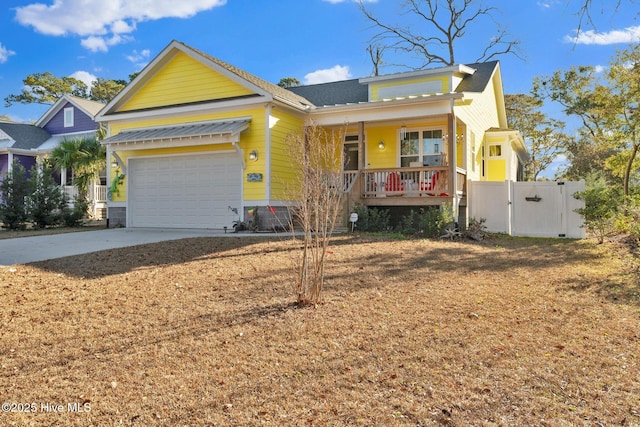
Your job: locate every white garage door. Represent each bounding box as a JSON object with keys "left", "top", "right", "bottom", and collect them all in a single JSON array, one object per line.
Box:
[{"left": 128, "top": 153, "right": 241, "bottom": 229}]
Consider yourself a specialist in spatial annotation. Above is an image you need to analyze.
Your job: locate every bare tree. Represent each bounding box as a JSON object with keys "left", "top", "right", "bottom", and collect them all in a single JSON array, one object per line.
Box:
[
  {"left": 286, "top": 121, "right": 345, "bottom": 306},
  {"left": 367, "top": 44, "right": 385, "bottom": 76},
  {"left": 358, "top": 0, "right": 522, "bottom": 68},
  {"left": 574, "top": 0, "right": 634, "bottom": 33}
]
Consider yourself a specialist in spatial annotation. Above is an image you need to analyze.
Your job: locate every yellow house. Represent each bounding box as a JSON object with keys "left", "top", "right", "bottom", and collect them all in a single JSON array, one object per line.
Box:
[{"left": 98, "top": 40, "right": 527, "bottom": 229}]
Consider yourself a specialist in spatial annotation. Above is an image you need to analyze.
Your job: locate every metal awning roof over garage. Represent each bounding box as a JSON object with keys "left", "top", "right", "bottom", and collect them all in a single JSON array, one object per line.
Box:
[{"left": 102, "top": 119, "right": 250, "bottom": 148}]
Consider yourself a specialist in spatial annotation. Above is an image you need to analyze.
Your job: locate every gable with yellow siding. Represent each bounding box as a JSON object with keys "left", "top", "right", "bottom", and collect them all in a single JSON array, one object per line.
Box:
[
  {"left": 369, "top": 76, "right": 449, "bottom": 101},
  {"left": 120, "top": 51, "right": 254, "bottom": 112}
]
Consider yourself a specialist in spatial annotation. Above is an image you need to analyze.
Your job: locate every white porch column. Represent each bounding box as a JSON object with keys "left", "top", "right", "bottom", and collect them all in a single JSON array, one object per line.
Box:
[{"left": 448, "top": 103, "right": 459, "bottom": 222}]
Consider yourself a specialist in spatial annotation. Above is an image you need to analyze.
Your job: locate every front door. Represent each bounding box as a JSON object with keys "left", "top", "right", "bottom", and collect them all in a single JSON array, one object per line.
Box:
[{"left": 344, "top": 134, "right": 359, "bottom": 171}]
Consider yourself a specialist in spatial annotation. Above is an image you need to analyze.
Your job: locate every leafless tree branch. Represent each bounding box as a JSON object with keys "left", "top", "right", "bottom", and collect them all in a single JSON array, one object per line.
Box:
[{"left": 359, "top": 0, "right": 522, "bottom": 68}]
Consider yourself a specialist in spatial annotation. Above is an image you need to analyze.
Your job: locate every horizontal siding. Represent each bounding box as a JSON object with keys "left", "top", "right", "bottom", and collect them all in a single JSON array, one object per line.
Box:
[
  {"left": 121, "top": 52, "right": 254, "bottom": 111},
  {"left": 455, "top": 75, "right": 502, "bottom": 180},
  {"left": 365, "top": 120, "right": 448, "bottom": 169},
  {"left": 109, "top": 108, "right": 267, "bottom": 203},
  {"left": 270, "top": 109, "right": 304, "bottom": 201},
  {"left": 43, "top": 102, "right": 98, "bottom": 134},
  {"left": 487, "top": 159, "right": 506, "bottom": 181},
  {"left": 242, "top": 110, "right": 267, "bottom": 201}
]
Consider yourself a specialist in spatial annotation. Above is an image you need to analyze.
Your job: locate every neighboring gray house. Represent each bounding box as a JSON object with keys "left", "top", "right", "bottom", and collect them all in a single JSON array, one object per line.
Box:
[{"left": 0, "top": 121, "right": 50, "bottom": 178}]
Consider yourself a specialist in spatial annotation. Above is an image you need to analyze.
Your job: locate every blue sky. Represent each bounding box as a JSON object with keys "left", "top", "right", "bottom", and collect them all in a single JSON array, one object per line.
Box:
[{"left": 1, "top": 0, "right": 639, "bottom": 170}]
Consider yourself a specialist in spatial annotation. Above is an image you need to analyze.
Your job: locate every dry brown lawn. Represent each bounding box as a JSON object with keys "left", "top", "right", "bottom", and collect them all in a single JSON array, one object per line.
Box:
[{"left": 0, "top": 233, "right": 638, "bottom": 426}]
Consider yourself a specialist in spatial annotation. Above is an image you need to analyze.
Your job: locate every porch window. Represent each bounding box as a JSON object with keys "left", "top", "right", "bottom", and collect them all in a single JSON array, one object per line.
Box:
[{"left": 400, "top": 128, "right": 444, "bottom": 167}]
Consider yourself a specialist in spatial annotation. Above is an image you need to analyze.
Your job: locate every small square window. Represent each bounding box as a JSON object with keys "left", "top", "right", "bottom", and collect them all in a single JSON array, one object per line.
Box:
[
  {"left": 489, "top": 144, "right": 502, "bottom": 157},
  {"left": 64, "top": 107, "right": 74, "bottom": 127}
]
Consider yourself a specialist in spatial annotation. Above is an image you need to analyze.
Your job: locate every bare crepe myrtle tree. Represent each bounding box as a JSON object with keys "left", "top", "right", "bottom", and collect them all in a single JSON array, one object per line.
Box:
[{"left": 286, "top": 121, "right": 345, "bottom": 306}]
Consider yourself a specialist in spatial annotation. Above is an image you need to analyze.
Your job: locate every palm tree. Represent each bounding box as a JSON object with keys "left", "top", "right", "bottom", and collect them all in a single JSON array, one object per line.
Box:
[{"left": 50, "top": 136, "right": 106, "bottom": 200}]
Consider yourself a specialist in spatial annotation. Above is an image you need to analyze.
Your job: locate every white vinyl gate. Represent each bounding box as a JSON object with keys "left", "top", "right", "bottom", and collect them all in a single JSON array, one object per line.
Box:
[{"left": 468, "top": 180, "right": 585, "bottom": 238}]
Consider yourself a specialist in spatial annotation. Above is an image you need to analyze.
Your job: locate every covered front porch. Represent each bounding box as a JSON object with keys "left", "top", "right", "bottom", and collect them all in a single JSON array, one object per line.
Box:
[{"left": 343, "top": 165, "right": 467, "bottom": 207}]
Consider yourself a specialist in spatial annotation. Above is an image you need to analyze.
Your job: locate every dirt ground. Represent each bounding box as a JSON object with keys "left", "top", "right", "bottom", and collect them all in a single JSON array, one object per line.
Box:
[{"left": 0, "top": 233, "right": 638, "bottom": 426}]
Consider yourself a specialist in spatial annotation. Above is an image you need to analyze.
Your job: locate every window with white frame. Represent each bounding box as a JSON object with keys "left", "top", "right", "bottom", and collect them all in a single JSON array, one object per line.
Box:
[
  {"left": 488, "top": 143, "right": 502, "bottom": 157},
  {"left": 400, "top": 128, "right": 444, "bottom": 167},
  {"left": 63, "top": 107, "right": 74, "bottom": 127}
]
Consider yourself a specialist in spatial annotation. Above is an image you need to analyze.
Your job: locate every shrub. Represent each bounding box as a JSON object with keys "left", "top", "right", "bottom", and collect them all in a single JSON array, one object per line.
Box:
[
  {"left": 0, "top": 162, "right": 31, "bottom": 230},
  {"left": 62, "top": 194, "right": 88, "bottom": 227},
  {"left": 27, "top": 163, "right": 65, "bottom": 229},
  {"left": 353, "top": 204, "right": 390, "bottom": 232},
  {"left": 614, "top": 194, "right": 640, "bottom": 243},
  {"left": 574, "top": 186, "right": 620, "bottom": 244},
  {"left": 463, "top": 217, "right": 488, "bottom": 241},
  {"left": 398, "top": 209, "right": 420, "bottom": 235},
  {"left": 397, "top": 206, "right": 452, "bottom": 238}
]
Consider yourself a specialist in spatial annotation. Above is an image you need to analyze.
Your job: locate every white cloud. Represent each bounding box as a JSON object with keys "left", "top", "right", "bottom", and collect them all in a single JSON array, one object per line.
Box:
[
  {"left": 537, "top": 0, "right": 559, "bottom": 9},
  {"left": 69, "top": 70, "right": 97, "bottom": 88},
  {"left": 126, "top": 49, "right": 150, "bottom": 63},
  {"left": 304, "top": 65, "right": 352, "bottom": 84},
  {"left": 565, "top": 25, "right": 640, "bottom": 45},
  {"left": 594, "top": 65, "right": 606, "bottom": 73},
  {"left": 15, "top": 0, "right": 226, "bottom": 51},
  {"left": 0, "top": 43, "right": 15, "bottom": 63},
  {"left": 126, "top": 49, "right": 151, "bottom": 69}
]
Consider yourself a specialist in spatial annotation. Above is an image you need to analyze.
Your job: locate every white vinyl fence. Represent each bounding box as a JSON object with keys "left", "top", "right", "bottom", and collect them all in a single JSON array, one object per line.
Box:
[{"left": 468, "top": 180, "right": 585, "bottom": 238}]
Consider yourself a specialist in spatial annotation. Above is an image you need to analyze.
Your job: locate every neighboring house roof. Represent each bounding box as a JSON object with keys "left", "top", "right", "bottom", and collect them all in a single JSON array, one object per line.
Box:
[
  {"left": 0, "top": 126, "right": 13, "bottom": 148},
  {"left": 37, "top": 130, "right": 98, "bottom": 153},
  {"left": 0, "top": 121, "right": 51, "bottom": 151},
  {"left": 35, "top": 94, "right": 105, "bottom": 128},
  {"left": 287, "top": 79, "right": 369, "bottom": 107}
]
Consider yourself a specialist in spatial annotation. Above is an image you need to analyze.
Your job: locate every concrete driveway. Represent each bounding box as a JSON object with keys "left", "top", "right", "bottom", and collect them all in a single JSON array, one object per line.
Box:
[{"left": 0, "top": 228, "right": 259, "bottom": 266}]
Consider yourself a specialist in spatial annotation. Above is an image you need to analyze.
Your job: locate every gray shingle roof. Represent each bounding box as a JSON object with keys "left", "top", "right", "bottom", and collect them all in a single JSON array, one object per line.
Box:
[
  {"left": 454, "top": 61, "right": 498, "bottom": 93},
  {"left": 287, "top": 79, "right": 368, "bottom": 107},
  {"left": 285, "top": 61, "right": 498, "bottom": 107},
  {"left": 0, "top": 122, "right": 51, "bottom": 150}
]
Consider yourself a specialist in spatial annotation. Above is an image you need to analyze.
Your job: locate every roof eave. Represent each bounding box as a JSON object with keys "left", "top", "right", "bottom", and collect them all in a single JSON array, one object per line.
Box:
[{"left": 309, "top": 92, "right": 464, "bottom": 115}]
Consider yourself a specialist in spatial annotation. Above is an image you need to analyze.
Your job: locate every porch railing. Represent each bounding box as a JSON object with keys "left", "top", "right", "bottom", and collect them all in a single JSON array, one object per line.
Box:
[
  {"left": 64, "top": 185, "right": 108, "bottom": 202},
  {"left": 357, "top": 167, "right": 466, "bottom": 199},
  {"left": 343, "top": 170, "right": 359, "bottom": 192},
  {"left": 63, "top": 185, "right": 78, "bottom": 201},
  {"left": 89, "top": 185, "right": 108, "bottom": 202}
]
